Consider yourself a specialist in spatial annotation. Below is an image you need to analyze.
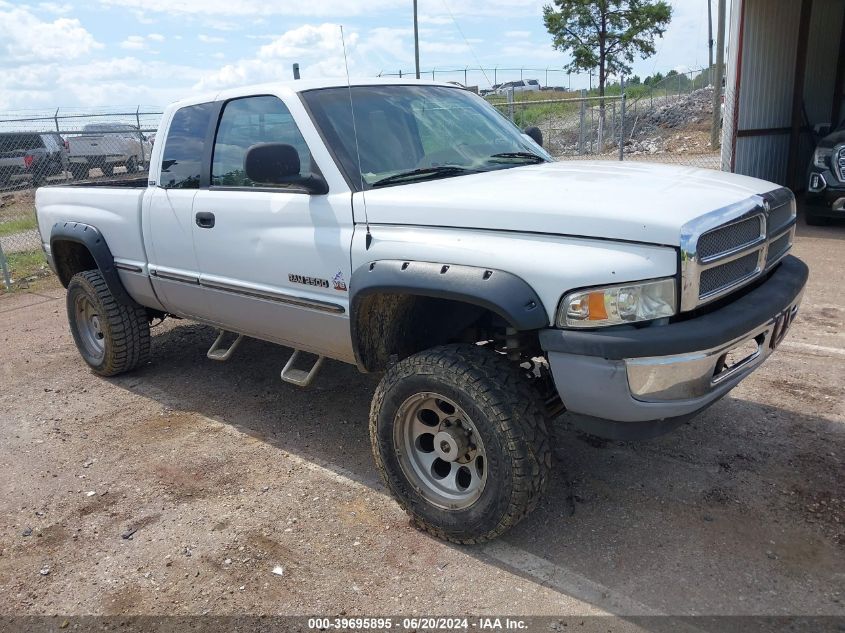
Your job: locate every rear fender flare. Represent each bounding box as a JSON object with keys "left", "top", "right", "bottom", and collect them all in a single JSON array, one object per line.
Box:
[{"left": 50, "top": 221, "right": 133, "bottom": 305}]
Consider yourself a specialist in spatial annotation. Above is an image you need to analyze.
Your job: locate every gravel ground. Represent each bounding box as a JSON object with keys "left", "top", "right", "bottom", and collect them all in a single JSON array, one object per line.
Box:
[{"left": 0, "top": 215, "right": 842, "bottom": 621}]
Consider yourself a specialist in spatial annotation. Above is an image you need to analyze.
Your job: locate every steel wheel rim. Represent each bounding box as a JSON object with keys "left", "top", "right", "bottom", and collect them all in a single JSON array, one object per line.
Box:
[
  {"left": 74, "top": 294, "right": 105, "bottom": 363},
  {"left": 394, "top": 392, "right": 487, "bottom": 510}
]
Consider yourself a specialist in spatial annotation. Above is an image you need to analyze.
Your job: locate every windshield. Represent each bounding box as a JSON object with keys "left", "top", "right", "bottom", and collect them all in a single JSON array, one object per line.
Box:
[{"left": 301, "top": 84, "right": 552, "bottom": 190}]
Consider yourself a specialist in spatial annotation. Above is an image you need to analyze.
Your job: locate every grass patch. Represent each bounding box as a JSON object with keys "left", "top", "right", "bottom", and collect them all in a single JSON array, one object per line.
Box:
[
  {"left": 1, "top": 249, "right": 50, "bottom": 291},
  {"left": 0, "top": 215, "right": 37, "bottom": 237}
]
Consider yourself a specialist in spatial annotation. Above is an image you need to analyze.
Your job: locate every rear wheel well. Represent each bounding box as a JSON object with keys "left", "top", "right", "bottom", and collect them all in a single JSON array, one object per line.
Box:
[
  {"left": 52, "top": 240, "right": 97, "bottom": 287},
  {"left": 352, "top": 292, "right": 542, "bottom": 373}
]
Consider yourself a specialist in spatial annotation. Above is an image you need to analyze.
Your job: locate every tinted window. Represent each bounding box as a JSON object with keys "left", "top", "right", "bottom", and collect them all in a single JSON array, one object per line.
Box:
[
  {"left": 160, "top": 103, "right": 214, "bottom": 189},
  {"left": 0, "top": 134, "right": 43, "bottom": 151},
  {"left": 212, "top": 96, "right": 312, "bottom": 188}
]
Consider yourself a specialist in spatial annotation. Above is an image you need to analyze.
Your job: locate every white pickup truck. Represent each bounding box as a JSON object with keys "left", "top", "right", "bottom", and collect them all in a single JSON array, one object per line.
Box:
[
  {"left": 35, "top": 78, "right": 808, "bottom": 543},
  {"left": 68, "top": 123, "right": 152, "bottom": 180}
]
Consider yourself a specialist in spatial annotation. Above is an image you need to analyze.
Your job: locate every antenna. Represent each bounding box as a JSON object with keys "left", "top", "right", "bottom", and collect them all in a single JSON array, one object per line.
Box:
[{"left": 340, "top": 25, "right": 372, "bottom": 250}]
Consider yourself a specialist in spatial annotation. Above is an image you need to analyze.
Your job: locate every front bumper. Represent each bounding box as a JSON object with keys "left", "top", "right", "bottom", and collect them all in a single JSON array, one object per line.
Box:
[{"left": 539, "top": 256, "right": 808, "bottom": 438}]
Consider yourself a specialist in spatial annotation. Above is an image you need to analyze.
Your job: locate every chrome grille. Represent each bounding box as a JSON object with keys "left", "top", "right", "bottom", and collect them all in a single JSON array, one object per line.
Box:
[
  {"left": 680, "top": 187, "right": 797, "bottom": 311},
  {"left": 699, "top": 252, "right": 760, "bottom": 297},
  {"left": 697, "top": 216, "right": 763, "bottom": 261},
  {"left": 767, "top": 203, "right": 794, "bottom": 236},
  {"left": 766, "top": 231, "right": 792, "bottom": 266}
]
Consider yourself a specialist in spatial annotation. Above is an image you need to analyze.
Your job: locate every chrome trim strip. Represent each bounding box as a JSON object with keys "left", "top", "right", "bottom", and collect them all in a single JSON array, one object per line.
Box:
[
  {"left": 200, "top": 279, "right": 345, "bottom": 314},
  {"left": 115, "top": 262, "right": 143, "bottom": 273},
  {"left": 149, "top": 269, "right": 200, "bottom": 285}
]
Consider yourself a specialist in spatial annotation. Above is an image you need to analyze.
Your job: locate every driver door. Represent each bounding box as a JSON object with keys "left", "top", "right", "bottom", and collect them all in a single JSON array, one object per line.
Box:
[{"left": 189, "top": 95, "right": 355, "bottom": 362}]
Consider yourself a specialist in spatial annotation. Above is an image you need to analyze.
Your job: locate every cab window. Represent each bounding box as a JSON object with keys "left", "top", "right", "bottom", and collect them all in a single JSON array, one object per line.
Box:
[
  {"left": 160, "top": 103, "right": 214, "bottom": 189},
  {"left": 212, "top": 95, "right": 313, "bottom": 189}
]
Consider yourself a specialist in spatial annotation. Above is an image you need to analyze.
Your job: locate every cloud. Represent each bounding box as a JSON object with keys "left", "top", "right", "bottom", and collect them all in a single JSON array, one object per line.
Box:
[
  {"left": 194, "top": 23, "right": 356, "bottom": 91},
  {"left": 37, "top": 2, "right": 73, "bottom": 14},
  {"left": 148, "top": 33, "right": 165, "bottom": 42},
  {"left": 0, "top": 56, "right": 196, "bottom": 110},
  {"left": 120, "top": 35, "right": 147, "bottom": 50},
  {"left": 505, "top": 30, "right": 531, "bottom": 39},
  {"left": 0, "top": 4, "right": 102, "bottom": 63},
  {"left": 198, "top": 34, "right": 226, "bottom": 44}
]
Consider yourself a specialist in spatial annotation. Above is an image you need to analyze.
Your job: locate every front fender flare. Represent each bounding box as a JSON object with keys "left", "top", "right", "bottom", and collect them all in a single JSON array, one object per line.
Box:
[
  {"left": 350, "top": 259, "right": 548, "bottom": 330},
  {"left": 50, "top": 221, "right": 133, "bottom": 305}
]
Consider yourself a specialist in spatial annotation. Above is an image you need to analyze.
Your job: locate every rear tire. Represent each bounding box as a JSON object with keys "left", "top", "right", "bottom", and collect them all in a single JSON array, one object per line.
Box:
[
  {"left": 71, "top": 164, "right": 88, "bottom": 180},
  {"left": 126, "top": 156, "right": 137, "bottom": 173},
  {"left": 66, "top": 270, "right": 150, "bottom": 377},
  {"left": 370, "top": 344, "right": 551, "bottom": 544},
  {"left": 102, "top": 164, "right": 115, "bottom": 177}
]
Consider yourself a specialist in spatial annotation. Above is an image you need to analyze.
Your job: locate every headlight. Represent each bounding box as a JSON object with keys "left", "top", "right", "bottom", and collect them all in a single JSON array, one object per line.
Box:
[
  {"left": 558, "top": 278, "right": 677, "bottom": 328},
  {"left": 814, "top": 147, "right": 832, "bottom": 169}
]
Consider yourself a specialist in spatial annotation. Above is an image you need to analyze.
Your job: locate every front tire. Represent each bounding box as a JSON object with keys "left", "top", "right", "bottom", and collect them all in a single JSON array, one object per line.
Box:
[
  {"left": 370, "top": 344, "right": 551, "bottom": 544},
  {"left": 66, "top": 270, "right": 150, "bottom": 376}
]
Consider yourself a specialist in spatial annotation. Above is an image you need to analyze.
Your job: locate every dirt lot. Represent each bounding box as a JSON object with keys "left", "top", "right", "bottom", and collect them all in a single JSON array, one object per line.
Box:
[{"left": 0, "top": 217, "right": 843, "bottom": 623}]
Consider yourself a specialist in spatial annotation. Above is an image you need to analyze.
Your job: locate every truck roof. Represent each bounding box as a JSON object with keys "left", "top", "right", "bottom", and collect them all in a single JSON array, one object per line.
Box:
[{"left": 167, "top": 77, "right": 455, "bottom": 111}]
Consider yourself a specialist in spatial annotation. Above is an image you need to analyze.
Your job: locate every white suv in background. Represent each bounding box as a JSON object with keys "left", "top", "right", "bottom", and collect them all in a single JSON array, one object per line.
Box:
[{"left": 495, "top": 79, "right": 541, "bottom": 95}]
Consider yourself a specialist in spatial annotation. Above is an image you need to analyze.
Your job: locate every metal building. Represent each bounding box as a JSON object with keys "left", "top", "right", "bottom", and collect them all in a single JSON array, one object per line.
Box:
[{"left": 721, "top": 0, "right": 845, "bottom": 189}]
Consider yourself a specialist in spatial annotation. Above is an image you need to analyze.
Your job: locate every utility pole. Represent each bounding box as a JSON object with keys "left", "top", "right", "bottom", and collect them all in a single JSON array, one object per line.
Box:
[
  {"left": 710, "top": 0, "right": 726, "bottom": 149},
  {"left": 413, "top": 0, "right": 420, "bottom": 79},
  {"left": 707, "top": 0, "right": 714, "bottom": 79}
]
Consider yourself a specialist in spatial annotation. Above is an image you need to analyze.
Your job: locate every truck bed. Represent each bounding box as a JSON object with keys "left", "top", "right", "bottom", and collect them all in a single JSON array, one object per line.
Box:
[{"left": 35, "top": 181, "right": 150, "bottom": 267}]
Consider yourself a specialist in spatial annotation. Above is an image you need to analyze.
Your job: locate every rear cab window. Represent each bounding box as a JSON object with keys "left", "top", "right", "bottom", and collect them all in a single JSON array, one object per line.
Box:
[{"left": 160, "top": 103, "right": 214, "bottom": 189}]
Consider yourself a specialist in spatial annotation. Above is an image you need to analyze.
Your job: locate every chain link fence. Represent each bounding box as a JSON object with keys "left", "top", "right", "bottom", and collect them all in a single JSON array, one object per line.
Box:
[
  {"left": 490, "top": 69, "right": 723, "bottom": 168},
  {"left": 0, "top": 108, "right": 161, "bottom": 291}
]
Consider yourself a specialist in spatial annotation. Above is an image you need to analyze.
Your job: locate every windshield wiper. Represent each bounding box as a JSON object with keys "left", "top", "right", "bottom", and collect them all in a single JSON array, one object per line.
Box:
[
  {"left": 487, "top": 152, "right": 546, "bottom": 164},
  {"left": 370, "top": 165, "right": 477, "bottom": 188}
]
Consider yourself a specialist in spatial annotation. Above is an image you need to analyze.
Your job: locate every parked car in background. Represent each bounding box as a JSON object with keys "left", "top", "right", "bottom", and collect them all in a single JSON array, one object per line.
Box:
[
  {"left": 806, "top": 119, "right": 845, "bottom": 225},
  {"left": 68, "top": 123, "right": 152, "bottom": 180},
  {"left": 0, "top": 132, "right": 68, "bottom": 189},
  {"left": 495, "top": 79, "right": 541, "bottom": 95}
]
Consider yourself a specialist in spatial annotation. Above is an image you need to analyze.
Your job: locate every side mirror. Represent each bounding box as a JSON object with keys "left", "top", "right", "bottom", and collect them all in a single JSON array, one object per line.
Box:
[
  {"left": 523, "top": 126, "right": 543, "bottom": 148},
  {"left": 244, "top": 142, "right": 328, "bottom": 194}
]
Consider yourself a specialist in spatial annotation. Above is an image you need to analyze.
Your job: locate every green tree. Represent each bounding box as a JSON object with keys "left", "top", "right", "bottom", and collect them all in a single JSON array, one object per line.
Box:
[{"left": 543, "top": 0, "right": 672, "bottom": 147}]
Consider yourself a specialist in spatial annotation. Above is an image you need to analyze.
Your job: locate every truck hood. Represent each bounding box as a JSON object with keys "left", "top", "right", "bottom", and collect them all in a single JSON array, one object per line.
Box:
[{"left": 356, "top": 161, "right": 780, "bottom": 246}]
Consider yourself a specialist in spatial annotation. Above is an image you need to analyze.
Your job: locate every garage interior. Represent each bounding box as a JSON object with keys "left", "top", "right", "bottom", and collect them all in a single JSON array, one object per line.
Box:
[{"left": 722, "top": 0, "right": 845, "bottom": 192}]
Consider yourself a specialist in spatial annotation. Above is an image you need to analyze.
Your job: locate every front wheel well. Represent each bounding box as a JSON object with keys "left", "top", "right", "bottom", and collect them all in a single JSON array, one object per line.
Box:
[
  {"left": 52, "top": 240, "right": 97, "bottom": 287},
  {"left": 351, "top": 292, "right": 543, "bottom": 373}
]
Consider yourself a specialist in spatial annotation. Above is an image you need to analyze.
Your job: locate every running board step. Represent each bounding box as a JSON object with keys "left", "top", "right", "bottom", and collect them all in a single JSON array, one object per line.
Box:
[
  {"left": 281, "top": 350, "right": 325, "bottom": 387},
  {"left": 207, "top": 330, "right": 244, "bottom": 361}
]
